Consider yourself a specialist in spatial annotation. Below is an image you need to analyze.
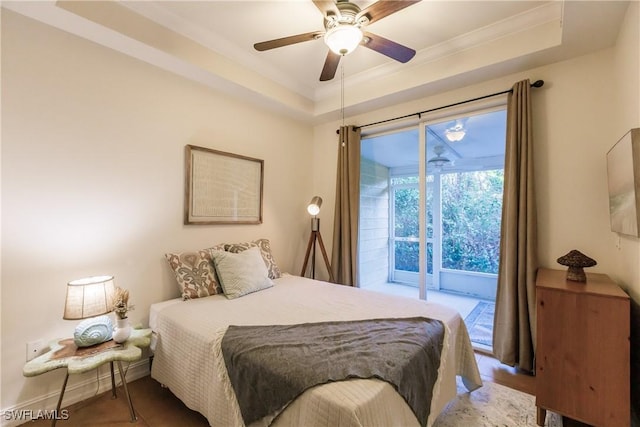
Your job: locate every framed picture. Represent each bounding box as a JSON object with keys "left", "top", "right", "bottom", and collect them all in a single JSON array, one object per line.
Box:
[
  {"left": 606, "top": 128, "right": 640, "bottom": 237},
  {"left": 185, "top": 145, "right": 263, "bottom": 225}
]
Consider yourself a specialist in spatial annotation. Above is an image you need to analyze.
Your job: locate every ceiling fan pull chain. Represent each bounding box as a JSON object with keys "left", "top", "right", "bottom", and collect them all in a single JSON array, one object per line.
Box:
[{"left": 341, "top": 62, "right": 345, "bottom": 127}]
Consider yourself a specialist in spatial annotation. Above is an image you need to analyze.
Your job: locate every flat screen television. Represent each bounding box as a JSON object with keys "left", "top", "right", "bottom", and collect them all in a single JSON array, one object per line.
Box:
[{"left": 606, "top": 128, "right": 640, "bottom": 237}]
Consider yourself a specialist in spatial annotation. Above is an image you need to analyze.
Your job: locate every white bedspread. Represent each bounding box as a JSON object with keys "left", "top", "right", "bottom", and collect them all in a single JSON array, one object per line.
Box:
[{"left": 150, "top": 274, "right": 482, "bottom": 427}]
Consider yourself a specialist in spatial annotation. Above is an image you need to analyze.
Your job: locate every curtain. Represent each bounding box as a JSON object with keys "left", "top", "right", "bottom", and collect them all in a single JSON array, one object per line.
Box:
[
  {"left": 331, "top": 125, "right": 361, "bottom": 286},
  {"left": 492, "top": 79, "right": 539, "bottom": 373}
]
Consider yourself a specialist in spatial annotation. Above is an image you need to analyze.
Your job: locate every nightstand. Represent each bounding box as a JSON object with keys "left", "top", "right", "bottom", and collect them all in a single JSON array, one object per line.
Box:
[
  {"left": 23, "top": 328, "right": 152, "bottom": 426},
  {"left": 535, "top": 268, "right": 629, "bottom": 426}
]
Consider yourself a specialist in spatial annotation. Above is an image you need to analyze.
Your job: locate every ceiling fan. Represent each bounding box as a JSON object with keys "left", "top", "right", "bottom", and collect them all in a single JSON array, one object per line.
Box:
[{"left": 254, "top": 0, "right": 422, "bottom": 81}]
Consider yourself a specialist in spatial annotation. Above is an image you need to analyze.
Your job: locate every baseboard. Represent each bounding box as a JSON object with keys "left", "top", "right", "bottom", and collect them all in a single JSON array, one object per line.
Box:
[{"left": 1, "top": 358, "right": 150, "bottom": 427}]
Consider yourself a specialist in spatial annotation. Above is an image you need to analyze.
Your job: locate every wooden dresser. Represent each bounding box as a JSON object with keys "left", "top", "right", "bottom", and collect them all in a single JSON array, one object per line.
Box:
[{"left": 535, "top": 268, "right": 630, "bottom": 426}]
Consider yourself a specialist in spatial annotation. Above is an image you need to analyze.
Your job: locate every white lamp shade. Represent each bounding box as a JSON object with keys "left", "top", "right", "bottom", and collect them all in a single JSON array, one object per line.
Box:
[
  {"left": 445, "top": 123, "right": 466, "bottom": 142},
  {"left": 63, "top": 275, "right": 116, "bottom": 320},
  {"left": 324, "top": 25, "right": 363, "bottom": 55},
  {"left": 307, "top": 196, "right": 323, "bottom": 216}
]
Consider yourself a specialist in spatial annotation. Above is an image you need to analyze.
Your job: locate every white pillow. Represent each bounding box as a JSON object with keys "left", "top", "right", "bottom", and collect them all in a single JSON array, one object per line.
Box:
[{"left": 212, "top": 247, "right": 273, "bottom": 299}]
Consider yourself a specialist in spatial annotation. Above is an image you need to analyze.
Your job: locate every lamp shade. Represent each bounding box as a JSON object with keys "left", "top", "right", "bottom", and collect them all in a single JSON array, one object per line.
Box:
[
  {"left": 63, "top": 275, "right": 116, "bottom": 320},
  {"left": 324, "top": 25, "right": 363, "bottom": 56},
  {"left": 445, "top": 120, "right": 466, "bottom": 142},
  {"left": 445, "top": 127, "right": 465, "bottom": 142},
  {"left": 307, "top": 196, "right": 323, "bottom": 216}
]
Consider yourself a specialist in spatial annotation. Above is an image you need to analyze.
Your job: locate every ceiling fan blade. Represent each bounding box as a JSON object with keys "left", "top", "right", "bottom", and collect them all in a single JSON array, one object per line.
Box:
[
  {"left": 254, "top": 31, "right": 323, "bottom": 51},
  {"left": 320, "top": 51, "right": 341, "bottom": 81},
  {"left": 357, "top": 0, "right": 421, "bottom": 25},
  {"left": 362, "top": 31, "right": 416, "bottom": 63},
  {"left": 312, "top": 0, "right": 340, "bottom": 18}
]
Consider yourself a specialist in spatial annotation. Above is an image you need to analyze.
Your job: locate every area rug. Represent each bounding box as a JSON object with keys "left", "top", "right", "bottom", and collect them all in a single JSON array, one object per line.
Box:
[
  {"left": 433, "top": 378, "right": 563, "bottom": 427},
  {"left": 464, "top": 300, "right": 495, "bottom": 347}
]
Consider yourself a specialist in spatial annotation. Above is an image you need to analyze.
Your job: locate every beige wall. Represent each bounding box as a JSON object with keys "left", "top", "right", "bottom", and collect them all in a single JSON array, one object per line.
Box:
[
  {"left": 313, "top": 5, "right": 640, "bottom": 297},
  {"left": 1, "top": 10, "right": 313, "bottom": 412},
  {"left": 611, "top": 1, "right": 640, "bottom": 301},
  {"left": 611, "top": 3, "right": 640, "bottom": 422}
]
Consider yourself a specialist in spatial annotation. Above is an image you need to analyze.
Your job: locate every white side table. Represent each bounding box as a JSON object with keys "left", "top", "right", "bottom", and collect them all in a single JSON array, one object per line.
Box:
[{"left": 23, "top": 328, "right": 152, "bottom": 426}]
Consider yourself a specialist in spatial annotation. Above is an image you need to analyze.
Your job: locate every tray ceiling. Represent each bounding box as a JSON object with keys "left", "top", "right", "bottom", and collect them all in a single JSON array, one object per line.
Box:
[{"left": 2, "top": 1, "right": 630, "bottom": 123}]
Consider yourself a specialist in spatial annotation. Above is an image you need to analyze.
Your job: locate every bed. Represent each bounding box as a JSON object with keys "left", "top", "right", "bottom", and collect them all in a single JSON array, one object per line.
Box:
[{"left": 150, "top": 272, "right": 482, "bottom": 427}]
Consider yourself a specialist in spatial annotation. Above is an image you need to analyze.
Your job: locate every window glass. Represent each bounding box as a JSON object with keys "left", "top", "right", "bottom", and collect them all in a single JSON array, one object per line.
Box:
[{"left": 440, "top": 170, "right": 504, "bottom": 274}]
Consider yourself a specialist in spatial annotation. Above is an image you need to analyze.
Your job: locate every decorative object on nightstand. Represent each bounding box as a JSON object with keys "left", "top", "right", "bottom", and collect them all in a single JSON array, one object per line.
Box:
[
  {"left": 301, "top": 196, "right": 335, "bottom": 282},
  {"left": 113, "top": 319, "right": 131, "bottom": 344},
  {"left": 112, "top": 286, "right": 134, "bottom": 343},
  {"left": 23, "top": 328, "right": 152, "bottom": 427},
  {"left": 556, "top": 249, "right": 597, "bottom": 282},
  {"left": 63, "top": 276, "right": 116, "bottom": 347}
]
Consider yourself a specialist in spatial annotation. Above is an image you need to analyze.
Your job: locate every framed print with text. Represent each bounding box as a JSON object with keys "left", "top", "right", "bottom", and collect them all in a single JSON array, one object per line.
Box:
[{"left": 185, "top": 145, "right": 263, "bottom": 225}]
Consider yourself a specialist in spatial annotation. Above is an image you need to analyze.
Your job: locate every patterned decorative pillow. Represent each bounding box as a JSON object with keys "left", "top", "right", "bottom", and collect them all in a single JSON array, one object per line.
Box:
[
  {"left": 224, "top": 239, "right": 282, "bottom": 279},
  {"left": 165, "top": 244, "right": 225, "bottom": 300},
  {"left": 212, "top": 247, "right": 274, "bottom": 299}
]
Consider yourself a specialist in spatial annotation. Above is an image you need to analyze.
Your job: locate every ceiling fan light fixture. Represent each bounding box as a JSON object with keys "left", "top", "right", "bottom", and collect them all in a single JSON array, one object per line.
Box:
[
  {"left": 428, "top": 156, "right": 451, "bottom": 169},
  {"left": 428, "top": 145, "right": 451, "bottom": 170},
  {"left": 324, "top": 25, "right": 363, "bottom": 56},
  {"left": 445, "top": 123, "right": 466, "bottom": 142}
]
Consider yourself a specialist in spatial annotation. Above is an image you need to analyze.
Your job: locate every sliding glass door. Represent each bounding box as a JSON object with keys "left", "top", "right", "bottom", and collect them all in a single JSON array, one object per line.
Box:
[
  {"left": 425, "top": 110, "right": 506, "bottom": 301},
  {"left": 359, "top": 106, "right": 506, "bottom": 316}
]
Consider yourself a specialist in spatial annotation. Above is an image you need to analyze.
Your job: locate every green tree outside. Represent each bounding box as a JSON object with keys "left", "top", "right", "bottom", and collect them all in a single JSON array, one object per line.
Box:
[
  {"left": 441, "top": 170, "right": 503, "bottom": 274},
  {"left": 394, "top": 170, "right": 503, "bottom": 275}
]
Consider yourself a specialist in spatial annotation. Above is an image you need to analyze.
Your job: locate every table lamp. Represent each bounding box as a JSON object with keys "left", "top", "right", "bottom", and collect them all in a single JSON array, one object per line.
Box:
[{"left": 63, "top": 275, "right": 116, "bottom": 347}]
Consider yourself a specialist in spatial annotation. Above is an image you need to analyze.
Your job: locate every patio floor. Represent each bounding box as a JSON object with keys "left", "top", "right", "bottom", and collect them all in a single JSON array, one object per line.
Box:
[{"left": 360, "top": 281, "right": 495, "bottom": 352}]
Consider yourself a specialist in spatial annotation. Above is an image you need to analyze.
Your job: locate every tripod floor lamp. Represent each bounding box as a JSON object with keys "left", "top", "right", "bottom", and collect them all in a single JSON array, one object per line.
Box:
[{"left": 301, "top": 196, "right": 335, "bottom": 282}]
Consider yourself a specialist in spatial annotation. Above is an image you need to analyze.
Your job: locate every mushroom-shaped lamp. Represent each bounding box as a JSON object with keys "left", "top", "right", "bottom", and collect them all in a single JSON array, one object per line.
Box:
[{"left": 556, "top": 250, "right": 597, "bottom": 282}]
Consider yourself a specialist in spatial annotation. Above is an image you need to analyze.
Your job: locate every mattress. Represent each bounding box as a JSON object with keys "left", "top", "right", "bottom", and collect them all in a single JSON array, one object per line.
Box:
[{"left": 150, "top": 274, "right": 482, "bottom": 427}]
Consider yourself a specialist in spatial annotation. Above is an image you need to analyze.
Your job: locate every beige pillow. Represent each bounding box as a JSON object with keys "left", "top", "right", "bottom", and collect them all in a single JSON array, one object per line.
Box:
[
  {"left": 212, "top": 247, "right": 273, "bottom": 299},
  {"left": 165, "top": 244, "right": 225, "bottom": 300},
  {"left": 225, "top": 238, "right": 282, "bottom": 279}
]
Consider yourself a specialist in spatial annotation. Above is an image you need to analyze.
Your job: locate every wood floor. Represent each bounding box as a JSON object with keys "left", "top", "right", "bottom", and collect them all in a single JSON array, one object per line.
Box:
[
  {"left": 474, "top": 350, "right": 536, "bottom": 395},
  {"left": 21, "top": 351, "right": 564, "bottom": 427}
]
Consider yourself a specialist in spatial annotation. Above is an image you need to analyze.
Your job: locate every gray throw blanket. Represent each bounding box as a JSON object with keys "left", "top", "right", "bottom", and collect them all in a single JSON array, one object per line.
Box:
[{"left": 221, "top": 317, "right": 445, "bottom": 427}]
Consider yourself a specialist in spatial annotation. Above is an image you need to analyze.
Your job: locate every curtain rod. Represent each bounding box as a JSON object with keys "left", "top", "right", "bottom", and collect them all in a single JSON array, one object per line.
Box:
[{"left": 349, "top": 79, "right": 544, "bottom": 132}]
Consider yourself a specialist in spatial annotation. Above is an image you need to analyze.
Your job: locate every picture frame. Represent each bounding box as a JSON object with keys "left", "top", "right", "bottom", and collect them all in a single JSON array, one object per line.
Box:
[
  {"left": 185, "top": 145, "right": 263, "bottom": 225},
  {"left": 606, "top": 128, "right": 640, "bottom": 237}
]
